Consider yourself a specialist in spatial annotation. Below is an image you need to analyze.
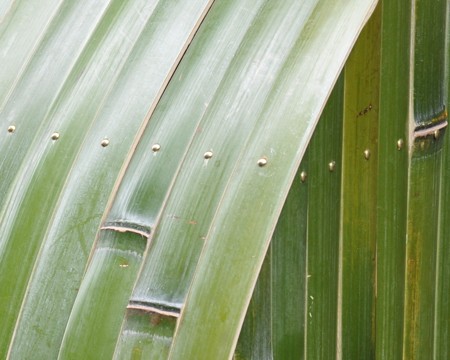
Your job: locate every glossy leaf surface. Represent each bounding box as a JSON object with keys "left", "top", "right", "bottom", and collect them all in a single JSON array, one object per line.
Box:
[{"left": 1, "top": 0, "right": 449, "bottom": 359}]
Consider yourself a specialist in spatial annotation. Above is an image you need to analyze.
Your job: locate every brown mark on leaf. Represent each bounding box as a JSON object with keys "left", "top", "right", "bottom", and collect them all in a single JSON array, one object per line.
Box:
[
  {"left": 119, "top": 257, "right": 129, "bottom": 269},
  {"left": 357, "top": 103, "right": 373, "bottom": 118},
  {"left": 150, "top": 313, "right": 162, "bottom": 326},
  {"left": 168, "top": 214, "right": 197, "bottom": 225}
]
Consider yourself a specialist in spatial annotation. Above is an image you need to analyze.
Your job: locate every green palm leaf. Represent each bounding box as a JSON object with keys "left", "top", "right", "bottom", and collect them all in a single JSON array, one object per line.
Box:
[{"left": 1, "top": 0, "right": 449, "bottom": 358}]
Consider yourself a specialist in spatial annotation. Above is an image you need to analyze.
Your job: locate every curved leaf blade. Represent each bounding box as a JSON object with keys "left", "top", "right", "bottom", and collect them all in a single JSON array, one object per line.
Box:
[{"left": 168, "top": 1, "right": 377, "bottom": 358}]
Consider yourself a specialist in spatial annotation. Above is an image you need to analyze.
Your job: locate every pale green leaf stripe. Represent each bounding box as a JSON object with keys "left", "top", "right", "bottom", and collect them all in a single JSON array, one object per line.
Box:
[
  {"left": 168, "top": 1, "right": 378, "bottom": 358},
  {"left": 0, "top": 0, "right": 64, "bottom": 108},
  {"left": 0, "top": 0, "right": 14, "bottom": 20},
  {"left": 132, "top": 0, "right": 319, "bottom": 308},
  {"left": 4, "top": 0, "right": 214, "bottom": 358}
]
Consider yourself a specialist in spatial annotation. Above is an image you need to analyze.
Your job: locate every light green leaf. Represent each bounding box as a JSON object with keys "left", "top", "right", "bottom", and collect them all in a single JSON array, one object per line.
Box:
[{"left": 1, "top": 0, "right": 214, "bottom": 357}]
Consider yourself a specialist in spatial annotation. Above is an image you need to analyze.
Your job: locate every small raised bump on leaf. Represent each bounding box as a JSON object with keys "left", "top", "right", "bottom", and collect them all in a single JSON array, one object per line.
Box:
[
  {"left": 257, "top": 158, "right": 268, "bottom": 167},
  {"left": 300, "top": 171, "right": 307, "bottom": 183},
  {"left": 204, "top": 151, "right": 213, "bottom": 159},
  {"left": 101, "top": 138, "right": 110, "bottom": 147},
  {"left": 328, "top": 161, "right": 336, "bottom": 172},
  {"left": 152, "top": 144, "right": 161, "bottom": 152}
]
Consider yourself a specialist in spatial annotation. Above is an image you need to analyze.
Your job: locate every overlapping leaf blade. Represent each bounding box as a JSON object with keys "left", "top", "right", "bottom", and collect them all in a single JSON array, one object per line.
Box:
[
  {"left": 167, "top": 1, "right": 377, "bottom": 357},
  {"left": 67, "top": 0, "right": 376, "bottom": 357},
  {"left": 7, "top": 0, "right": 448, "bottom": 358},
  {"left": 0, "top": 0, "right": 214, "bottom": 357}
]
